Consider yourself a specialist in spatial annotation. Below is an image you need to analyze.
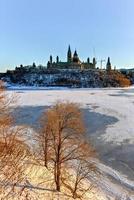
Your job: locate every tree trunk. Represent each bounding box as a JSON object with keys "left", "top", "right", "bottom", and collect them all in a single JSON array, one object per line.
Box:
[
  {"left": 44, "top": 134, "right": 48, "bottom": 168},
  {"left": 55, "top": 139, "right": 61, "bottom": 192},
  {"left": 72, "top": 182, "right": 78, "bottom": 199},
  {"left": 56, "top": 161, "right": 61, "bottom": 191}
]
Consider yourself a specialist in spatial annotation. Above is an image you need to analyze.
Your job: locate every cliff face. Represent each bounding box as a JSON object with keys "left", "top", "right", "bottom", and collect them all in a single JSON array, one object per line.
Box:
[{"left": 0, "top": 69, "right": 131, "bottom": 88}]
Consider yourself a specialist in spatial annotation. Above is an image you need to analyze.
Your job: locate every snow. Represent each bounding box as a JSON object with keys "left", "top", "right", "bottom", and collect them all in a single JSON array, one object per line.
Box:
[
  {"left": 7, "top": 85, "right": 69, "bottom": 90},
  {"left": 9, "top": 86, "right": 134, "bottom": 144},
  {"left": 7, "top": 86, "right": 134, "bottom": 199}
]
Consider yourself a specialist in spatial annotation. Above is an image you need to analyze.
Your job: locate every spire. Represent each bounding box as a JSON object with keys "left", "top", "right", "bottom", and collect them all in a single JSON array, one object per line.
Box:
[
  {"left": 67, "top": 45, "right": 72, "bottom": 63},
  {"left": 50, "top": 55, "right": 53, "bottom": 64},
  {"left": 68, "top": 45, "right": 71, "bottom": 52},
  {"left": 73, "top": 49, "right": 79, "bottom": 63},
  {"left": 107, "top": 57, "right": 111, "bottom": 65},
  {"left": 106, "top": 57, "right": 112, "bottom": 72},
  {"left": 74, "top": 49, "right": 78, "bottom": 57},
  {"left": 93, "top": 57, "right": 96, "bottom": 68},
  {"left": 56, "top": 56, "right": 59, "bottom": 63},
  {"left": 87, "top": 57, "right": 90, "bottom": 64}
]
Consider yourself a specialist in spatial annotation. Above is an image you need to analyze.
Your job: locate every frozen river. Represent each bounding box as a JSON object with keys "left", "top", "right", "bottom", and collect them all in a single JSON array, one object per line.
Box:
[{"left": 8, "top": 86, "right": 134, "bottom": 199}]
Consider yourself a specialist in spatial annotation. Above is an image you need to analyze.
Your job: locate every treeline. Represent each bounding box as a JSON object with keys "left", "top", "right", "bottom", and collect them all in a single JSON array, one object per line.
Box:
[
  {"left": 0, "top": 81, "right": 100, "bottom": 200},
  {"left": 106, "top": 71, "right": 131, "bottom": 87},
  {"left": 0, "top": 67, "right": 131, "bottom": 88}
]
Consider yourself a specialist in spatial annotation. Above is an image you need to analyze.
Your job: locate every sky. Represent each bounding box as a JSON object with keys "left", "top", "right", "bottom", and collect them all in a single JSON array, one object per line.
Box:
[{"left": 0, "top": 0, "right": 134, "bottom": 72}]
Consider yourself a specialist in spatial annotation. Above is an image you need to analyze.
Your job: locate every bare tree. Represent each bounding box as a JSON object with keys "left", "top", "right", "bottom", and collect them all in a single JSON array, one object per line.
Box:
[
  {"left": 37, "top": 102, "right": 96, "bottom": 195},
  {"left": 0, "top": 81, "right": 30, "bottom": 199}
]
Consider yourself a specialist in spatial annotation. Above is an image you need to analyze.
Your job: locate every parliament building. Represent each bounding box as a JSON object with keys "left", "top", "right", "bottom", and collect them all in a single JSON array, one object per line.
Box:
[{"left": 47, "top": 46, "right": 97, "bottom": 70}]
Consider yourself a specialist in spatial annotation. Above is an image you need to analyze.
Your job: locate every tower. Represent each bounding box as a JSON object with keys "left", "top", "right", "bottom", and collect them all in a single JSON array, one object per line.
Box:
[
  {"left": 47, "top": 61, "right": 50, "bottom": 68},
  {"left": 50, "top": 55, "right": 53, "bottom": 64},
  {"left": 56, "top": 56, "right": 59, "bottom": 63},
  {"left": 73, "top": 50, "right": 79, "bottom": 63},
  {"left": 93, "top": 57, "right": 96, "bottom": 68},
  {"left": 67, "top": 45, "right": 72, "bottom": 63},
  {"left": 87, "top": 57, "right": 90, "bottom": 64},
  {"left": 106, "top": 57, "right": 112, "bottom": 72}
]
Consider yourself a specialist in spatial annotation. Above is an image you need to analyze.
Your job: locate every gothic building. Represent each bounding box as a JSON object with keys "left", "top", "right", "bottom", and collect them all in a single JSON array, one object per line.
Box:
[{"left": 47, "top": 46, "right": 96, "bottom": 70}]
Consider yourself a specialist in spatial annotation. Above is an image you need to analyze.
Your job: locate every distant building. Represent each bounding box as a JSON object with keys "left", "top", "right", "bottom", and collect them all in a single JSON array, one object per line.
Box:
[{"left": 47, "top": 45, "right": 97, "bottom": 70}]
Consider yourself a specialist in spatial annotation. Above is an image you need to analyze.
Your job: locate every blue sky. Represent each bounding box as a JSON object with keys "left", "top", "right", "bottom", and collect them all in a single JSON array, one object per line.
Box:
[{"left": 0, "top": 0, "right": 134, "bottom": 71}]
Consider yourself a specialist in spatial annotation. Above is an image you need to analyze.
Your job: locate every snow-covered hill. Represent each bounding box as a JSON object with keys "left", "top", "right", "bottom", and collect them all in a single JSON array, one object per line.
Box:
[{"left": 1, "top": 68, "right": 131, "bottom": 88}]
